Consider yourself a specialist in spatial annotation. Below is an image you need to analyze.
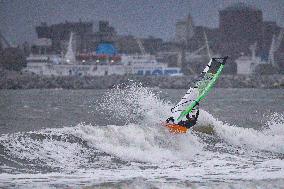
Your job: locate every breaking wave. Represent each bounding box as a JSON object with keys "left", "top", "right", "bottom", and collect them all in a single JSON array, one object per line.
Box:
[
  {"left": 214, "top": 112, "right": 284, "bottom": 154},
  {"left": 0, "top": 83, "right": 283, "bottom": 187}
]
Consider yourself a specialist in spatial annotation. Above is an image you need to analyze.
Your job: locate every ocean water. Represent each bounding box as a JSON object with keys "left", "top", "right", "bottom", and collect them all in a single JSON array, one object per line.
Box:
[{"left": 0, "top": 84, "right": 284, "bottom": 188}]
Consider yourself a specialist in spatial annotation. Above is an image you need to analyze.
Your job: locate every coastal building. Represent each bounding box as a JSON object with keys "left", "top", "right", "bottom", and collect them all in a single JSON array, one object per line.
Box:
[
  {"left": 25, "top": 29, "right": 181, "bottom": 77},
  {"left": 217, "top": 2, "right": 284, "bottom": 73},
  {"left": 235, "top": 43, "right": 265, "bottom": 74},
  {"left": 96, "top": 21, "right": 117, "bottom": 43},
  {"left": 235, "top": 29, "right": 283, "bottom": 75},
  {"left": 218, "top": 2, "right": 264, "bottom": 71},
  {"left": 219, "top": 3, "right": 263, "bottom": 47},
  {"left": 175, "top": 14, "right": 194, "bottom": 45},
  {"left": 35, "top": 20, "right": 117, "bottom": 53},
  {"left": 236, "top": 54, "right": 279, "bottom": 75},
  {"left": 115, "top": 35, "right": 163, "bottom": 55},
  {"left": 141, "top": 36, "right": 163, "bottom": 55},
  {"left": 31, "top": 38, "right": 52, "bottom": 55},
  {"left": 34, "top": 20, "right": 164, "bottom": 58},
  {"left": 36, "top": 21, "right": 93, "bottom": 53},
  {"left": 218, "top": 2, "right": 283, "bottom": 57}
]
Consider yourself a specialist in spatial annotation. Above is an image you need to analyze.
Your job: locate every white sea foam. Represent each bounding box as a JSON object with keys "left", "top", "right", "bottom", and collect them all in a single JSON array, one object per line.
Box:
[
  {"left": 213, "top": 113, "right": 284, "bottom": 154},
  {"left": 73, "top": 123, "right": 203, "bottom": 164},
  {"left": 0, "top": 130, "right": 92, "bottom": 170},
  {"left": 0, "top": 84, "right": 284, "bottom": 188}
]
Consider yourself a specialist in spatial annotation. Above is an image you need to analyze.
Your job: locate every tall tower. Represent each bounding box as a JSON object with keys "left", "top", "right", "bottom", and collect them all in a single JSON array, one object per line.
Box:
[
  {"left": 175, "top": 13, "right": 194, "bottom": 46},
  {"left": 185, "top": 14, "right": 194, "bottom": 44}
]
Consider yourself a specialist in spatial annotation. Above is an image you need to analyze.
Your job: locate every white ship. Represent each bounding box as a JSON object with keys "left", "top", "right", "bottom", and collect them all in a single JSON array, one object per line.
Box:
[{"left": 24, "top": 34, "right": 181, "bottom": 76}]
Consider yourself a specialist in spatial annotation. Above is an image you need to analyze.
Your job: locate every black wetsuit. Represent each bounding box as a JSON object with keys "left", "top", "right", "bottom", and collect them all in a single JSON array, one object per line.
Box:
[
  {"left": 166, "top": 109, "right": 199, "bottom": 128},
  {"left": 178, "top": 109, "right": 199, "bottom": 128},
  {"left": 166, "top": 102, "right": 200, "bottom": 128}
]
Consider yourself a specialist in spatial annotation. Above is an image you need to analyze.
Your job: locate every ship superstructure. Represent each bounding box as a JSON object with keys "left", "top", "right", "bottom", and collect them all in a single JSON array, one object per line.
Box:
[{"left": 24, "top": 33, "right": 181, "bottom": 76}]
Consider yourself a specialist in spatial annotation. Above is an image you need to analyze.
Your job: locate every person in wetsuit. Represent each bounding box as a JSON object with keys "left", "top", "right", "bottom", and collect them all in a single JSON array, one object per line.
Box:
[
  {"left": 166, "top": 102, "right": 199, "bottom": 129},
  {"left": 178, "top": 107, "right": 199, "bottom": 128}
]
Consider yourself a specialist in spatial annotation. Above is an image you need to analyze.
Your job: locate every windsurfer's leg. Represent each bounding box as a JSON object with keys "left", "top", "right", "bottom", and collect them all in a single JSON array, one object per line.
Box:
[
  {"left": 182, "top": 120, "right": 196, "bottom": 128},
  {"left": 178, "top": 121, "right": 186, "bottom": 127}
]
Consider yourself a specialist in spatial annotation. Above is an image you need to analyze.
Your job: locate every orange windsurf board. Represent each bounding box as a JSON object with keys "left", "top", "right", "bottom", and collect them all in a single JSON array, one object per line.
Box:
[{"left": 163, "top": 123, "right": 188, "bottom": 134}]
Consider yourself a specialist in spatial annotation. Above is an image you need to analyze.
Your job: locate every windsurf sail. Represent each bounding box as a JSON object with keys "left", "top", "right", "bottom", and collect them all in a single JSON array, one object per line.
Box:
[{"left": 170, "top": 57, "right": 228, "bottom": 123}]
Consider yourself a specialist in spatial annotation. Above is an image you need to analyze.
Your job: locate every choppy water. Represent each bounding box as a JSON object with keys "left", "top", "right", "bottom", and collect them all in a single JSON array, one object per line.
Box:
[{"left": 0, "top": 84, "right": 284, "bottom": 188}]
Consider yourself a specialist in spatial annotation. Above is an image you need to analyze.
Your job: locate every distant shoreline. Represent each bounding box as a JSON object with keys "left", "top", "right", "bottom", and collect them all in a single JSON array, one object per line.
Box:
[{"left": 0, "top": 69, "right": 283, "bottom": 89}]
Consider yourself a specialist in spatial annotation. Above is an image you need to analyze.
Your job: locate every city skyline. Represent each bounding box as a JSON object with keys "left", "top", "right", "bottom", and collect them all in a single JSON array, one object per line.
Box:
[{"left": 1, "top": 0, "right": 283, "bottom": 45}]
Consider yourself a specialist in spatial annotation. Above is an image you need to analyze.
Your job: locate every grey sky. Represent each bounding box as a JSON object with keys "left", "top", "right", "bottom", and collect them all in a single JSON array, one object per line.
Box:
[{"left": 0, "top": 0, "right": 283, "bottom": 45}]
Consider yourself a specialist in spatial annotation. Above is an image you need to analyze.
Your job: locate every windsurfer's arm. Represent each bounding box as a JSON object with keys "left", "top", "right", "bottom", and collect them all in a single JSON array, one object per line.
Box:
[
  {"left": 195, "top": 109, "right": 199, "bottom": 119},
  {"left": 193, "top": 102, "right": 199, "bottom": 119},
  {"left": 190, "top": 102, "right": 199, "bottom": 116},
  {"left": 195, "top": 101, "right": 199, "bottom": 107}
]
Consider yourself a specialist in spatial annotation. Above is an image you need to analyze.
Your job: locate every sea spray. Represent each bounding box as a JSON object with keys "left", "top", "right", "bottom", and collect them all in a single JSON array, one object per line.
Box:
[
  {"left": 214, "top": 113, "right": 284, "bottom": 154},
  {"left": 1, "top": 86, "right": 284, "bottom": 187},
  {"left": 97, "top": 82, "right": 169, "bottom": 124}
]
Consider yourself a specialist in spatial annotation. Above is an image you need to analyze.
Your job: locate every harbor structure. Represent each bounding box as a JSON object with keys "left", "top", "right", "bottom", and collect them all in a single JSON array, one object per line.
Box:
[
  {"left": 235, "top": 29, "right": 283, "bottom": 74},
  {"left": 25, "top": 2, "right": 284, "bottom": 76},
  {"left": 217, "top": 3, "right": 284, "bottom": 73},
  {"left": 35, "top": 20, "right": 116, "bottom": 54},
  {"left": 25, "top": 24, "right": 181, "bottom": 77}
]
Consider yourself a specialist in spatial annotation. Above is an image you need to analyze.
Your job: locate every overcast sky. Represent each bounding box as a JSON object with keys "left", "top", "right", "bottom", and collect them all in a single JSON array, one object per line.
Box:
[{"left": 0, "top": 0, "right": 283, "bottom": 45}]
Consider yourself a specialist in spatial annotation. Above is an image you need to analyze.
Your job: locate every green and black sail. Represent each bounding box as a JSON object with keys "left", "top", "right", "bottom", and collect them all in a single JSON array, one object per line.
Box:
[{"left": 170, "top": 57, "right": 228, "bottom": 123}]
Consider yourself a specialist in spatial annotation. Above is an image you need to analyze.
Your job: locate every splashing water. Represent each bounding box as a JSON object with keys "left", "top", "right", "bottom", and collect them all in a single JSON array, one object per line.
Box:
[
  {"left": 97, "top": 82, "right": 169, "bottom": 124},
  {"left": 214, "top": 113, "right": 284, "bottom": 154},
  {"left": 0, "top": 84, "right": 284, "bottom": 188}
]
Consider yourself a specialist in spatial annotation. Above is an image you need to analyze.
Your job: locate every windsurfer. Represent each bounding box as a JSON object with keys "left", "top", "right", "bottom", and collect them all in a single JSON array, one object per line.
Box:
[
  {"left": 164, "top": 57, "right": 227, "bottom": 133},
  {"left": 166, "top": 102, "right": 199, "bottom": 128}
]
